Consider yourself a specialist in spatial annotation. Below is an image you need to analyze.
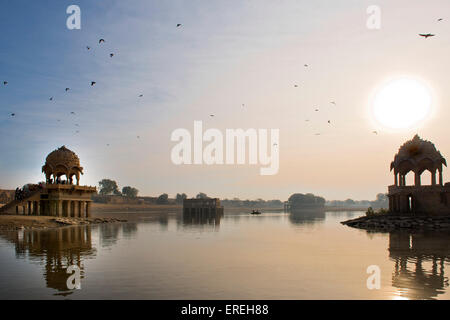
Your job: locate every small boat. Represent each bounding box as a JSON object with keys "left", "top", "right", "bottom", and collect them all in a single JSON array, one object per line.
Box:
[{"left": 251, "top": 210, "right": 261, "bottom": 215}]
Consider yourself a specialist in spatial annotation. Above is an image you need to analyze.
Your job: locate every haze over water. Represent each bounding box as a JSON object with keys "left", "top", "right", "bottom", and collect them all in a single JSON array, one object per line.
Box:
[{"left": 0, "top": 210, "right": 448, "bottom": 300}]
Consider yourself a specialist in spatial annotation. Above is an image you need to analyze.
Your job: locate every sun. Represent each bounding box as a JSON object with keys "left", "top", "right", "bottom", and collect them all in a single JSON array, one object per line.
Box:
[{"left": 371, "top": 77, "right": 433, "bottom": 129}]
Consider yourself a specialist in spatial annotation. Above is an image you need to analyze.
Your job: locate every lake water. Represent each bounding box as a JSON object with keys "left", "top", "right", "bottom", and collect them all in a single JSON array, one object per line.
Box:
[{"left": 0, "top": 210, "right": 449, "bottom": 300}]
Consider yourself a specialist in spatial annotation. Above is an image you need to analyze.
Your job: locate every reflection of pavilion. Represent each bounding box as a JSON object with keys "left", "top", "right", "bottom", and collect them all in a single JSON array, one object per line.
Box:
[
  {"left": 181, "top": 209, "right": 223, "bottom": 230},
  {"left": 0, "top": 227, "right": 95, "bottom": 296},
  {"left": 389, "top": 232, "right": 450, "bottom": 299}
]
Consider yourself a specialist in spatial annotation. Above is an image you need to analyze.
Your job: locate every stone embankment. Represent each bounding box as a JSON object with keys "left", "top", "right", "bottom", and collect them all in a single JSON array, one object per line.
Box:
[
  {"left": 0, "top": 215, "right": 127, "bottom": 231},
  {"left": 341, "top": 214, "right": 450, "bottom": 231}
]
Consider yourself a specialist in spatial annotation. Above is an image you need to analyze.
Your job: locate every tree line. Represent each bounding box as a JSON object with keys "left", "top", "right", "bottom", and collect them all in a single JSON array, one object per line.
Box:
[
  {"left": 98, "top": 179, "right": 139, "bottom": 198},
  {"left": 98, "top": 179, "right": 388, "bottom": 208}
]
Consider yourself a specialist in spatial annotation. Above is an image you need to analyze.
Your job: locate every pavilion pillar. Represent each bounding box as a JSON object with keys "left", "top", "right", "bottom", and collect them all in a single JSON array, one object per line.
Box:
[
  {"left": 86, "top": 201, "right": 91, "bottom": 218},
  {"left": 432, "top": 171, "right": 437, "bottom": 186},
  {"left": 67, "top": 200, "right": 72, "bottom": 217},
  {"left": 79, "top": 201, "right": 85, "bottom": 218},
  {"left": 36, "top": 201, "right": 40, "bottom": 216},
  {"left": 57, "top": 200, "right": 63, "bottom": 217},
  {"left": 394, "top": 174, "right": 398, "bottom": 186},
  {"left": 414, "top": 172, "right": 421, "bottom": 186},
  {"left": 73, "top": 201, "right": 78, "bottom": 218},
  {"left": 439, "top": 170, "right": 443, "bottom": 186},
  {"left": 22, "top": 206, "right": 26, "bottom": 215},
  {"left": 28, "top": 201, "right": 32, "bottom": 215}
]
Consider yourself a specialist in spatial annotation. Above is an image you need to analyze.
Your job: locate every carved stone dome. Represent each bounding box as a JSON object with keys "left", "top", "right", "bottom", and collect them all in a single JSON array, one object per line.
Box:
[
  {"left": 42, "top": 146, "right": 84, "bottom": 184},
  {"left": 390, "top": 135, "right": 446, "bottom": 175}
]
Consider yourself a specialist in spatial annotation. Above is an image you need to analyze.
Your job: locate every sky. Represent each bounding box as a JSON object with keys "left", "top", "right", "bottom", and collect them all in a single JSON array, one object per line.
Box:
[{"left": 1, "top": 0, "right": 450, "bottom": 201}]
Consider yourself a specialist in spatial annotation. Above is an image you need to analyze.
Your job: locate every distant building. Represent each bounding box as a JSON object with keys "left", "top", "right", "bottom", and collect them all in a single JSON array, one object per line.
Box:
[
  {"left": 388, "top": 135, "right": 450, "bottom": 215},
  {"left": 183, "top": 198, "right": 224, "bottom": 215},
  {"left": 0, "top": 146, "right": 96, "bottom": 217}
]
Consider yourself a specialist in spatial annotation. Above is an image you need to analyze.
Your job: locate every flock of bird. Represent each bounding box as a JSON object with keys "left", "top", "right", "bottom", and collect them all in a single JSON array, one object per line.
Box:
[
  {"left": 1, "top": 18, "right": 446, "bottom": 140},
  {"left": 2, "top": 32, "right": 153, "bottom": 144}
]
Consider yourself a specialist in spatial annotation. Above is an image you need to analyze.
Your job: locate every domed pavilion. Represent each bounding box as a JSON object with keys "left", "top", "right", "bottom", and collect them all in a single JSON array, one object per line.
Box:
[
  {"left": 42, "top": 146, "right": 84, "bottom": 185},
  {"left": 388, "top": 135, "right": 450, "bottom": 215},
  {"left": 0, "top": 146, "right": 96, "bottom": 217}
]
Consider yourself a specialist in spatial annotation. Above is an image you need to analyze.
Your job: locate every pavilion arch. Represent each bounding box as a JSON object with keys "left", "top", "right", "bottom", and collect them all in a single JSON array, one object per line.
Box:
[
  {"left": 391, "top": 135, "right": 446, "bottom": 187},
  {"left": 420, "top": 170, "right": 433, "bottom": 186},
  {"left": 42, "top": 146, "right": 84, "bottom": 185}
]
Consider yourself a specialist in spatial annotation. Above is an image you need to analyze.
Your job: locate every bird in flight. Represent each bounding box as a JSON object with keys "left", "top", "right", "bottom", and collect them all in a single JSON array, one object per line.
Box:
[
  {"left": 419, "top": 33, "right": 435, "bottom": 38},
  {"left": 110, "top": 53, "right": 114, "bottom": 58},
  {"left": 294, "top": 84, "right": 298, "bottom": 88},
  {"left": 177, "top": 24, "right": 182, "bottom": 27},
  {"left": 86, "top": 46, "right": 91, "bottom": 50},
  {"left": 330, "top": 101, "right": 336, "bottom": 105},
  {"left": 65, "top": 88, "right": 70, "bottom": 92},
  {"left": 49, "top": 97, "right": 53, "bottom": 101},
  {"left": 305, "top": 119, "right": 309, "bottom": 122},
  {"left": 315, "top": 108, "right": 319, "bottom": 112},
  {"left": 438, "top": 18, "right": 443, "bottom": 22},
  {"left": 373, "top": 131, "right": 378, "bottom": 135},
  {"left": 137, "top": 136, "right": 140, "bottom": 139},
  {"left": 139, "top": 94, "right": 143, "bottom": 97},
  {"left": 327, "top": 120, "right": 331, "bottom": 124},
  {"left": 99, "top": 39, "right": 105, "bottom": 44},
  {"left": 91, "top": 81, "right": 96, "bottom": 86},
  {"left": 314, "top": 133, "right": 321, "bottom": 136},
  {"left": 10, "top": 113, "right": 15, "bottom": 117},
  {"left": 210, "top": 114, "right": 214, "bottom": 117},
  {"left": 70, "top": 111, "right": 75, "bottom": 115},
  {"left": 304, "top": 64, "right": 308, "bottom": 67},
  {"left": 3, "top": 81, "right": 8, "bottom": 85}
]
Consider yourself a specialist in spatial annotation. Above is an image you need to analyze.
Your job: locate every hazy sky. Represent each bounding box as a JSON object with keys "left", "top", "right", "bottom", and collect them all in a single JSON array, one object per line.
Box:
[{"left": 1, "top": 0, "right": 450, "bottom": 201}]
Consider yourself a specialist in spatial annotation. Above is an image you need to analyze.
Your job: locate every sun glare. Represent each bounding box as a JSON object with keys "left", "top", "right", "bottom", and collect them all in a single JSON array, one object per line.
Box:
[{"left": 372, "top": 78, "right": 432, "bottom": 129}]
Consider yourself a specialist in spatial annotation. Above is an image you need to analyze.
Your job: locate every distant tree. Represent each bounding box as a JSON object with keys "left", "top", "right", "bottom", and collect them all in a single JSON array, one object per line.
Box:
[
  {"left": 376, "top": 193, "right": 388, "bottom": 202},
  {"left": 196, "top": 192, "right": 208, "bottom": 199},
  {"left": 267, "top": 199, "right": 283, "bottom": 207},
  {"left": 122, "top": 186, "right": 139, "bottom": 198},
  {"left": 157, "top": 193, "right": 169, "bottom": 204},
  {"left": 345, "top": 199, "right": 356, "bottom": 206},
  {"left": 288, "top": 193, "right": 325, "bottom": 208},
  {"left": 99, "top": 179, "right": 120, "bottom": 195},
  {"left": 370, "top": 193, "right": 389, "bottom": 208},
  {"left": 175, "top": 193, "right": 187, "bottom": 204}
]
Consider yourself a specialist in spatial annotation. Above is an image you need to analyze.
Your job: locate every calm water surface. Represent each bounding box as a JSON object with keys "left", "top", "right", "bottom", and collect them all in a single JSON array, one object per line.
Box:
[{"left": 0, "top": 210, "right": 449, "bottom": 299}]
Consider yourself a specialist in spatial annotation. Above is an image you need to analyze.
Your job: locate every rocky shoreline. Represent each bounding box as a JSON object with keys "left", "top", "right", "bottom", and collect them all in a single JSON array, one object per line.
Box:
[
  {"left": 0, "top": 215, "right": 127, "bottom": 231},
  {"left": 341, "top": 214, "right": 450, "bottom": 231}
]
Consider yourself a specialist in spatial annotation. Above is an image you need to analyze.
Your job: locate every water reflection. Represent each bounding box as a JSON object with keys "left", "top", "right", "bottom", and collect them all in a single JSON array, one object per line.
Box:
[
  {"left": 180, "top": 210, "right": 223, "bottom": 231},
  {"left": 288, "top": 209, "right": 325, "bottom": 226},
  {"left": 389, "top": 231, "right": 450, "bottom": 300},
  {"left": 0, "top": 211, "right": 449, "bottom": 299},
  {"left": 0, "top": 227, "right": 95, "bottom": 296}
]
